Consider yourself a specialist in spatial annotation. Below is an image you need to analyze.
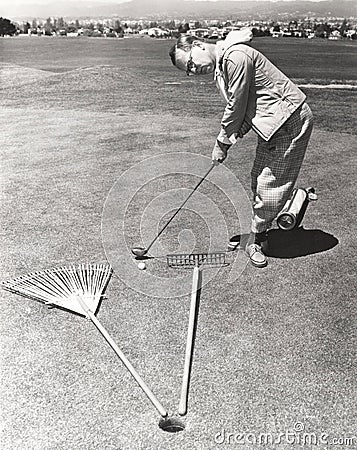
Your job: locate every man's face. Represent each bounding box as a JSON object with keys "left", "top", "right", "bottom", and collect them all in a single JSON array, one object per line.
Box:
[{"left": 175, "top": 43, "right": 216, "bottom": 75}]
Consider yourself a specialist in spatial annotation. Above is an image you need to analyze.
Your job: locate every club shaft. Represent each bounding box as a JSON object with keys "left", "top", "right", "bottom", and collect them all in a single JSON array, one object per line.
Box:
[
  {"left": 146, "top": 163, "right": 216, "bottom": 253},
  {"left": 178, "top": 265, "right": 202, "bottom": 416},
  {"left": 76, "top": 298, "right": 167, "bottom": 418}
]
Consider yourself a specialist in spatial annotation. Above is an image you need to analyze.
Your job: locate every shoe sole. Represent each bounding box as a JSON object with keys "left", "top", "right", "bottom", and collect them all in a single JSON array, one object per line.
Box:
[{"left": 249, "top": 258, "right": 268, "bottom": 268}]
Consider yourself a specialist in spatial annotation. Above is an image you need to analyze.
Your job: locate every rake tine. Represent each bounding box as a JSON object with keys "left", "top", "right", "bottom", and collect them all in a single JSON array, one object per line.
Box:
[
  {"left": 20, "top": 274, "right": 64, "bottom": 302},
  {"left": 3, "top": 279, "right": 50, "bottom": 303},
  {"left": 77, "top": 264, "right": 85, "bottom": 293},
  {"left": 43, "top": 270, "right": 72, "bottom": 297},
  {"left": 95, "top": 264, "right": 105, "bottom": 296}
]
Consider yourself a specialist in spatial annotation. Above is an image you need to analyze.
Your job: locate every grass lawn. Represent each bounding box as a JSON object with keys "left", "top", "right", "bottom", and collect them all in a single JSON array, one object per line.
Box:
[{"left": 0, "top": 36, "right": 356, "bottom": 449}]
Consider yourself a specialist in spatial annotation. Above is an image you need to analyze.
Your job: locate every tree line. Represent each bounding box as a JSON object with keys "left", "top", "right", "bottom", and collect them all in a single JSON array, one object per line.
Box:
[
  {"left": 1, "top": 15, "right": 356, "bottom": 40},
  {"left": 0, "top": 17, "right": 17, "bottom": 36}
]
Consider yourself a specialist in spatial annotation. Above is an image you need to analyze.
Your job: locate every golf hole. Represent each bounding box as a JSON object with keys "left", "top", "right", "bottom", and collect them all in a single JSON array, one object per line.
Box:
[{"left": 159, "top": 416, "right": 185, "bottom": 433}]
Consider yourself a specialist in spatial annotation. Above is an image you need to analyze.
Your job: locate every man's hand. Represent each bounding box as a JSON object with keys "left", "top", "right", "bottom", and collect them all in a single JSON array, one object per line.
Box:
[{"left": 212, "top": 140, "right": 231, "bottom": 163}]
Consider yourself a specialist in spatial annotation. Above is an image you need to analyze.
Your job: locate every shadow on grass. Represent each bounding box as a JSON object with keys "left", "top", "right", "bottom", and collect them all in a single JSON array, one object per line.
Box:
[{"left": 266, "top": 227, "right": 339, "bottom": 258}]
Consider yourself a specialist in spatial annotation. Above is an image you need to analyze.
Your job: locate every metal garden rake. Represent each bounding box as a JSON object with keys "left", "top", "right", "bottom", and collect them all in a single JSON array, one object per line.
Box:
[
  {"left": 2, "top": 263, "right": 167, "bottom": 418},
  {"left": 166, "top": 252, "right": 228, "bottom": 416}
]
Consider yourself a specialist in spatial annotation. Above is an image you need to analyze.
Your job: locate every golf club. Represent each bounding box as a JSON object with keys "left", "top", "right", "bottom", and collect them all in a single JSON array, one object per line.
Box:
[{"left": 131, "top": 161, "right": 218, "bottom": 258}]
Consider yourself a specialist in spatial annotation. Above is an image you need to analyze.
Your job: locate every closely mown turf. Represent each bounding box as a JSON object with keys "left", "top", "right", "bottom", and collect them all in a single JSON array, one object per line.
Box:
[
  {"left": 1, "top": 36, "right": 356, "bottom": 134},
  {"left": 0, "top": 36, "right": 356, "bottom": 450}
]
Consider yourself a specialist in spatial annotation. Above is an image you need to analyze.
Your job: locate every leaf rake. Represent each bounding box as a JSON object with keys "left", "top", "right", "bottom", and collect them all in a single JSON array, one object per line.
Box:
[{"left": 2, "top": 263, "right": 167, "bottom": 417}]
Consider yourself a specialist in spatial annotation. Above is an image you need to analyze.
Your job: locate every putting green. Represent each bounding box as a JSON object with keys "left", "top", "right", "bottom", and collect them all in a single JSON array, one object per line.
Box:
[{"left": 0, "top": 56, "right": 356, "bottom": 448}]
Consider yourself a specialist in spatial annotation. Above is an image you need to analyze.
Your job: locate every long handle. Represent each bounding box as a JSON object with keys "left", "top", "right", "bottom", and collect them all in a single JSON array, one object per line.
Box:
[
  {"left": 178, "top": 265, "right": 202, "bottom": 416},
  {"left": 146, "top": 162, "right": 217, "bottom": 253},
  {"left": 76, "top": 297, "right": 168, "bottom": 418}
]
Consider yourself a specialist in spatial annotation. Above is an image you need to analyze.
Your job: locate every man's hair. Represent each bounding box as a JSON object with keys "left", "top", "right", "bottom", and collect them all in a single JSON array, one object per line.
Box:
[{"left": 169, "top": 34, "right": 204, "bottom": 66}]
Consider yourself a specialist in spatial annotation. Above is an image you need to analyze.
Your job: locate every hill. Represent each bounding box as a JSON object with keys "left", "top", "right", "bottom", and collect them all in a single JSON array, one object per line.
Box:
[{"left": 3, "top": 0, "right": 357, "bottom": 21}]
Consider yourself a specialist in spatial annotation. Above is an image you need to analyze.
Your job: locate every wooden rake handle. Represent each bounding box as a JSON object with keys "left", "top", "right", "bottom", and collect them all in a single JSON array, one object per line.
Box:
[
  {"left": 76, "top": 297, "right": 168, "bottom": 418},
  {"left": 178, "top": 265, "right": 202, "bottom": 416}
]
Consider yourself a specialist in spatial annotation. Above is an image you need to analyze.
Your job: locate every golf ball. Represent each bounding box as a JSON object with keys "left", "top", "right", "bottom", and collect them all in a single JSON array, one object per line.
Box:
[{"left": 138, "top": 262, "right": 146, "bottom": 270}]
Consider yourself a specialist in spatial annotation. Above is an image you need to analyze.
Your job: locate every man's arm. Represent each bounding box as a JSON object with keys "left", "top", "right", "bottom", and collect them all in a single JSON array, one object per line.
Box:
[{"left": 219, "top": 50, "right": 254, "bottom": 144}]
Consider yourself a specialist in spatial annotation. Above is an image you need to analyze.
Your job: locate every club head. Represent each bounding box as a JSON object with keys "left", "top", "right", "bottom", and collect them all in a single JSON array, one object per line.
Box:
[{"left": 131, "top": 246, "right": 148, "bottom": 258}]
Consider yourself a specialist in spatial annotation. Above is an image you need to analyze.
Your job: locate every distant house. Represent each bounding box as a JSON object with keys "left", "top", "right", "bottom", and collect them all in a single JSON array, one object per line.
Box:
[
  {"left": 293, "top": 31, "right": 304, "bottom": 38},
  {"left": 147, "top": 27, "right": 169, "bottom": 37},
  {"left": 91, "top": 29, "right": 103, "bottom": 37},
  {"left": 329, "top": 30, "right": 341, "bottom": 40},
  {"left": 188, "top": 28, "right": 210, "bottom": 38},
  {"left": 223, "top": 26, "right": 241, "bottom": 33},
  {"left": 29, "top": 28, "right": 42, "bottom": 36},
  {"left": 222, "top": 26, "right": 241, "bottom": 37},
  {"left": 124, "top": 27, "right": 139, "bottom": 35}
]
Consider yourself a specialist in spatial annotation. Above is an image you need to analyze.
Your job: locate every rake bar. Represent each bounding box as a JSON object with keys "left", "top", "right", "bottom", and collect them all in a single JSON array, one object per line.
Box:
[{"left": 167, "top": 252, "right": 226, "bottom": 268}]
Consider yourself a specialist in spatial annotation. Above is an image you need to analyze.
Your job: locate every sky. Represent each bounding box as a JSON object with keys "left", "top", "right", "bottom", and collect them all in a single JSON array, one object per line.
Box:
[
  {"left": 0, "top": 0, "right": 330, "bottom": 7},
  {"left": 0, "top": 0, "right": 341, "bottom": 17},
  {"left": 0, "top": 0, "right": 127, "bottom": 10}
]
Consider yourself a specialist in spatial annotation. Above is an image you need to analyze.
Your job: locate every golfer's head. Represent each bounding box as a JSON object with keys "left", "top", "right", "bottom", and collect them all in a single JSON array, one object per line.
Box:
[{"left": 169, "top": 34, "right": 216, "bottom": 76}]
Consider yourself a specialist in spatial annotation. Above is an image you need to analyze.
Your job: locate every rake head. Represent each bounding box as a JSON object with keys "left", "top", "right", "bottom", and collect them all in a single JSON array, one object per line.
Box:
[
  {"left": 2, "top": 264, "right": 113, "bottom": 316},
  {"left": 166, "top": 252, "right": 227, "bottom": 268}
]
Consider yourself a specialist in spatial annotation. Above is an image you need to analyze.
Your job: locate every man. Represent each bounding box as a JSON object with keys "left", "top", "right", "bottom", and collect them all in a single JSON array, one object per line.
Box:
[{"left": 169, "top": 28, "right": 313, "bottom": 268}]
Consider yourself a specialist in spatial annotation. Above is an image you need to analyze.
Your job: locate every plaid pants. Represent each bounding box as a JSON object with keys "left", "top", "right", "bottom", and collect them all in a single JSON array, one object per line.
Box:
[{"left": 251, "top": 102, "right": 313, "bottom": 234}]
